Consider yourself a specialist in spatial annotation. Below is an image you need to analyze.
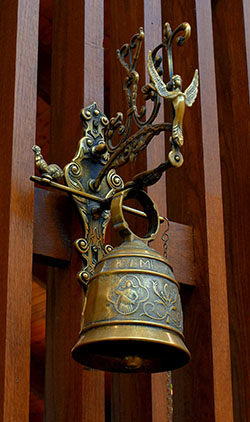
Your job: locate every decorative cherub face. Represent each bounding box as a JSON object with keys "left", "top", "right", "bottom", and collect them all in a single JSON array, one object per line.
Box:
[{"left": 172, "top": 75, "right": 182, "bottom": 90}]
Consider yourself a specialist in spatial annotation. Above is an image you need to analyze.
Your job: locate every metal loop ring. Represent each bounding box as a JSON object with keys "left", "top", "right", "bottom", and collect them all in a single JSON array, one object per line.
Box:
[{"left": 110, "top": 188, "right": 160, "bottom": 242}]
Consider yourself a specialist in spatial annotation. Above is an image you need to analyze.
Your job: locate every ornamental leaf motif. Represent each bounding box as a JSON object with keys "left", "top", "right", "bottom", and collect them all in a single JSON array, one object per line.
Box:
[{"left": 141, "top": 280, "right": 182, "bottom": 328}]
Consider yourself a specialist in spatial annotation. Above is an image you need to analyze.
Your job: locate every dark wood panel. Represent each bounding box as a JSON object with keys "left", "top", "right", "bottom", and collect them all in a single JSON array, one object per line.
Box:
[
  {"left": 212, "top": 1, "right": 250, "bottom": 420},
  {"left": 33, "top": 187, "right": 194, "bottom": 286},
  {"left": 82, "top": 369, "right": 105, "bottom": 422},
  {"left": 38, "top": 46, "right": 51, "bottom": 104},
  {"left": 31, "top": 282, "right": 46, "bottom": 400},
  {"left": 0, "top": 0, "right": 39, "bottom": 420},
  {"left": 152, "top": 373, "right": 168, "bottom": 422},
  {"left": 29, "top": 391, "right": 44, "bottom": 422},
  {"left": 33, "top": 188, "right": 72, "bottom": 262},
  {"left": 111, "top": 374, "right": 152, "bottom": 422}
]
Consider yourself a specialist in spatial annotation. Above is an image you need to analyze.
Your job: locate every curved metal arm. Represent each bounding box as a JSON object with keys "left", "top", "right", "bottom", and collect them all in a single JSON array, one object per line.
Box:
[{"left": 163, "top": 22, "right": 191, "bottom": 79}]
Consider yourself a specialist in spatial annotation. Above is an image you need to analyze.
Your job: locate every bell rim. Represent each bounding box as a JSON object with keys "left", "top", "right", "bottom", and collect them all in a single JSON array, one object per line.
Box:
[{"left": 72, "top": 323, "right": 190, "bottom": 372}]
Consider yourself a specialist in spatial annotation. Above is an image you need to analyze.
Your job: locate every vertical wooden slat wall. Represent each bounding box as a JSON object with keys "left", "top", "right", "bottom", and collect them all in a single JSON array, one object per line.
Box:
[
  {"left": 45, "top": 1, "right": 105, "bottom": 421},
  {"left": 0, "top": 0, "right": 39, "bottom": 420},
  {"left": 1, "top": 0, "right": 249, "bottom": 421},
  {"left": 143, "top": 2, "right": 169, "bottom": 421},
  {"left": 108, "top": 3, "right": 152, "bottom": 420},
  {"left": 162, "top": 2, "right": 216, "bottom": 420},
  {"left": 196, "top": 1, "right": 234, "bottom": 420},
  {"left": 45, "top": 0, "right": 85, "bottom": 418},
  {"left": 212, "top": 1, "right": 250, "bottom": 420}
]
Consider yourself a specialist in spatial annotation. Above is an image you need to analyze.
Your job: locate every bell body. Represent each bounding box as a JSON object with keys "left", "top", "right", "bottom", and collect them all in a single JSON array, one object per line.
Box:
[{"left": 72, "top": 238, "right": 190, "bottom": 372}]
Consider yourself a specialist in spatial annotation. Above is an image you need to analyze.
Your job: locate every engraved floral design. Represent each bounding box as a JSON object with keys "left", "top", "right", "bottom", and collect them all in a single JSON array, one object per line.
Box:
[
  {"left": 141, "top": 280, "right": 182, "bottom": 329},
  {"left": 108, "top": 275, "right": 149, "bottom": 315}
]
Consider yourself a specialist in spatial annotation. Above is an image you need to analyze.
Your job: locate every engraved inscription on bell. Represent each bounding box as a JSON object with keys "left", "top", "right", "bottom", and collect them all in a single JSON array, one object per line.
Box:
[{"left": 97, "top": 254, "right": 175, "bottom": 279}]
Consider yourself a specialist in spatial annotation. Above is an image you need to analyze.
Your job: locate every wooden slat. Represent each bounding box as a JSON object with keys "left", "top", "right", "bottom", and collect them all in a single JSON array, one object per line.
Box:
[
  {"left": 168, "top": 222, "right": 194, "bottom": 286},
  {"left": 108, "top": 0, "right": 146, "bottom": 188},
  {"left": 0, "top": 0, "right": 39, "bottom": 420},
  {"left": 82, "top": 369, "right": 106, "bottom": 421},
  {"left": 243, "top": 0, "right": 250, "bottom": 101},
  {"left": 108, "top": 2, "right": 154, "bottom": 420},
  {"left": 144, "top": 3, "right": 170, "bottom": 421},
  {"left": 212, "top": 1, "right": 250, "bottom": 420},
  {"left": 195, "top": 1, "right": 234, "bottom": 421},
  {"left": 144, "top": 0, "right": 166, "bottom": 215},
  {"left": 111, "top": 374, "right": 152, "bottom": 422},
  {"left": 45, "top": 1, "right": 105, "bottom": 421},
  {"left": 45, "top": 0, "right": 85, "bottom": 419},
  {"left": 151, "top": 374, "right": 168, "bottom": 422},
  {"left": 84, "top": 0, "right": 104, "bottom": 107},
  {"left": 161, "top": 2, "right": 216, "bottom": 421},
  {"left": 82, "top": 4, "right": 106, "bottom": 421}
]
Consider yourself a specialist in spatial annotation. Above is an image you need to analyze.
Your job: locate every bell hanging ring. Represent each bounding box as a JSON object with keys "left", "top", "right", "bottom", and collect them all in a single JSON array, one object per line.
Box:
[{"left": 72, "top": 188, "right": 190, "bottom": 372}]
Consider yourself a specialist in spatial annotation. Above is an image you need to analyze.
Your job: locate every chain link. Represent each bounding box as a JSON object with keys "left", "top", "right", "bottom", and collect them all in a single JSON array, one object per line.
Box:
[
  {"left": 163, "top": 219, "right": 173, "bottom": 420},
  {"left": 161, "top": 217, "right": 170, "bottom": 259},
  {"left": 166, "top": 371, "right": 173, "bottom": 421}
]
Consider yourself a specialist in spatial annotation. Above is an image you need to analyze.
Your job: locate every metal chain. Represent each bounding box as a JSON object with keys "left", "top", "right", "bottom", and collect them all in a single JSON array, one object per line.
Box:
[
  {"left": 167, "top": 371, "right": 174, "bottom": 421},
  {"left": 163, "top": 219, "right": 173, "bottom": 421},
  {"left": 161, "top": 217, "right": 170, "bottom": 259}
]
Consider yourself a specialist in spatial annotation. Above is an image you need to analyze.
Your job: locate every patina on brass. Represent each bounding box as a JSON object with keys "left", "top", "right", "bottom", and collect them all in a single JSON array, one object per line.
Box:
[
  {"left": 72, "top": 188, "right": 190, "bottom": 372},
  {"left": 31, "top": 21, "right": 198, "bottom": 373}
]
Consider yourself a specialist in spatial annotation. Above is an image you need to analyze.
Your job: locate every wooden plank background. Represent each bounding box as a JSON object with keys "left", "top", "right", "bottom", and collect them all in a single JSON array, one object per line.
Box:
[
  {"left": 0, "top": 0, "right": 39, "bottom": 420},
  {"left": 0, "top": 0, "right": 249, "bottom": 421}
]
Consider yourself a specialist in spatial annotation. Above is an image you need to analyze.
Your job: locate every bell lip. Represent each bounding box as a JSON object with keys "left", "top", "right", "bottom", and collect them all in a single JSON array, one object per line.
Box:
[{"left": 72, "top": 324, "right": 191, "bottom": 372}]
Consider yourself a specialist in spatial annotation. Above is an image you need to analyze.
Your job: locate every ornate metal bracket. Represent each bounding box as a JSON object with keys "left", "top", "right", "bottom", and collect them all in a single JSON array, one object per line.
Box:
[{"left": 31, "top": 21, "right": 198, "bottom": 287}]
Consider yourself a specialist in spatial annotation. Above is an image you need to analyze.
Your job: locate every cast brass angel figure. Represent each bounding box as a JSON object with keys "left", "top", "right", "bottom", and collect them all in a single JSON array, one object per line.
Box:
[{"left": 148, "top": 50, "right": 199, "bottom": 147}]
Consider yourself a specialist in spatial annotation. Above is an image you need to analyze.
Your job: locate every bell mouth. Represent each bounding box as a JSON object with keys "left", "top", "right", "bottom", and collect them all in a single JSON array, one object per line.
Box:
[{"left": 72, "top": 324, "right": 190, "bottom": 373}]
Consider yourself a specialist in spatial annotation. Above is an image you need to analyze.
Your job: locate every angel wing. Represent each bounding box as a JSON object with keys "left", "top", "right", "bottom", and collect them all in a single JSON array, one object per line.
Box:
[
  {"left": 184, "top": 69, "right": 199, "bottom": 107},
  {"left": 147, "top": 50, "right": 170, "bottom": 98}
]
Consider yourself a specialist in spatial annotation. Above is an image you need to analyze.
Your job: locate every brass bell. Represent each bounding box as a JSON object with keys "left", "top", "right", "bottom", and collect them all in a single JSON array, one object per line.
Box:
[{"left": 72, "top": 188, "right": 190, "bottom": 372}]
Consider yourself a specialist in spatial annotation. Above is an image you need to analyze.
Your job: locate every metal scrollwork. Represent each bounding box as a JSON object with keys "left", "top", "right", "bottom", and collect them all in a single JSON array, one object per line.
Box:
[
  {"left": 63, "top": 103, "right": 124, "bottom": 286},
  {"left": 31, "top": 21, "right": 198, "bottom": 291},
  {"left": 141, "top": 280, "right": 182, "bottom": 330},
  {"left": 30, "top": 22, "right": 195, "bottom": 374},
  {"left": 93, "top": 22, "right": 198, "bottom": 190}
]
